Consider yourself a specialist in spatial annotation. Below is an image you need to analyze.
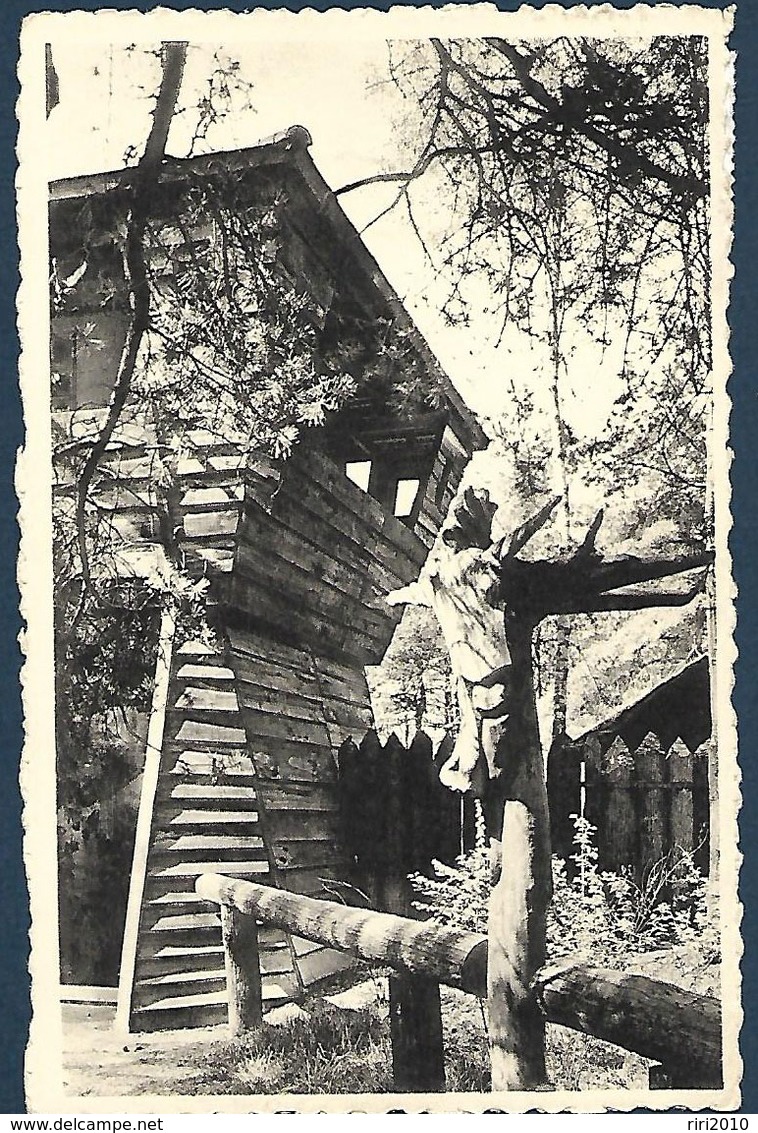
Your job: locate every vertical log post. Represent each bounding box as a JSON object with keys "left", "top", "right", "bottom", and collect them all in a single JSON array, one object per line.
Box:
[
  {"left": 488, "top": 800, "right": 550, "bottom": 1089},
  {"left": 389, "top": 973, "right": 446, "bottom": 1092},
  {"left": 486, "top": 617, "right": 551, "bottom": 1091},
  {"left": 220, "top": 903, "right": 263, "bottom": 1035}
]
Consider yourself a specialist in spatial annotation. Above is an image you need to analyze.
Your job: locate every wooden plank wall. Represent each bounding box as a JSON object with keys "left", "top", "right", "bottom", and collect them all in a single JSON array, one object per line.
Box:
[
  {"left": 228, "top": 447, "right": 430, "bottom": 666},
  {"left": 56, "top": 434, "right": 283, "bottom": 578},
  {"left": 225, "top": 625, "right": 373, "bottom": 987}
]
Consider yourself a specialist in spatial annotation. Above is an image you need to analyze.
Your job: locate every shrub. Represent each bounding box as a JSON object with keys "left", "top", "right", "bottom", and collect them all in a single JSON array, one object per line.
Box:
[
  {"left": 410, "top": 802, "right": 489, "bottom": 934},
  {"left": 411, "top": 807, "right": 716, "bottom": 970},
  {"left": 548, "top": 814, "right": 716, "bottom": 968}
]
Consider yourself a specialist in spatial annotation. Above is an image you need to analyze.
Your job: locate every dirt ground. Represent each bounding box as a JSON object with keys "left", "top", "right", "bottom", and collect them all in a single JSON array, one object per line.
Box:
[
  {"left": 62, "top": 1003, "right": 234, "bottom": 1097},
  {"left": 62, "top": 981, "right": 383, "bottom": 1098}
]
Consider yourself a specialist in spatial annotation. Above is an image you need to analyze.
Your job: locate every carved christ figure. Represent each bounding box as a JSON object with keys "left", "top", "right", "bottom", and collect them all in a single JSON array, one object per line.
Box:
[{"left": 389, "top": 530, "right": 511, "bottom": 797}]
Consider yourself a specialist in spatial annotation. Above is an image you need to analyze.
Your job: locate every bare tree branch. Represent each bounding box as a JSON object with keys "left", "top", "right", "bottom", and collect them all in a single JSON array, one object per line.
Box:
[
  {"left": 72, "top": 42, "right": 187, "bottom": 607},
  {"left": 485, "top": 39, "right": 707, "bottom": 203}
]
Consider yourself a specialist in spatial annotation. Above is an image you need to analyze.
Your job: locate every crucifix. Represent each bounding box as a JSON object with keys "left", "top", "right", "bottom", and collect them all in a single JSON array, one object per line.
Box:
[{"left": 389, "top": 487, "right": 712, "bottom": 1089}]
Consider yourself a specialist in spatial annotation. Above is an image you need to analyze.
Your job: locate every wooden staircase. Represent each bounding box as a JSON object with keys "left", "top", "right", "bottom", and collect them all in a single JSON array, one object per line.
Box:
[{"left": 118, "top": 632, "right": 301, "bottom": 1032}]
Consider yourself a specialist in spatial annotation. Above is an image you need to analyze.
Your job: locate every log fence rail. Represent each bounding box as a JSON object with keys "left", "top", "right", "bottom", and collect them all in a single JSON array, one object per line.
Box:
[{"left": 196, "top": 872, "right": 722, "bottom": 1093}]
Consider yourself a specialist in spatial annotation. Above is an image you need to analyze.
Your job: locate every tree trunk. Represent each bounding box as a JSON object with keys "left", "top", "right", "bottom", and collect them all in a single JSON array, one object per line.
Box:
[{"left": 486, "top": 616, "right": 552, "bottom": 1090}]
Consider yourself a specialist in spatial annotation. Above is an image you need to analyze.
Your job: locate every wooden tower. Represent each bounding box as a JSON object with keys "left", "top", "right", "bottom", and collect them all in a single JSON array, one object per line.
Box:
[{"left": 50, "top": 127, "right": 486, "bottom": 1031}]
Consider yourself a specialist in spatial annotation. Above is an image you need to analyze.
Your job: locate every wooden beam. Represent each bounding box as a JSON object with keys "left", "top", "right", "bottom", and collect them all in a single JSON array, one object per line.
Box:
[
  {"left": 115, "top": 605, "right": 176, "bottom": 1033},
  {"left": 535, "top": 962, "right": 722, "bottom": 1088},
  {"left": 196, "top": 874, "right": 488, "bottom": 995}
]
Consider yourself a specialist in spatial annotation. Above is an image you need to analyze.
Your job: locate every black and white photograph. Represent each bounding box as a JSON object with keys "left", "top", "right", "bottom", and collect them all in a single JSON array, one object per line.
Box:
[{"left": 17, "top": 3, "right": 738, "bottom": 1111}]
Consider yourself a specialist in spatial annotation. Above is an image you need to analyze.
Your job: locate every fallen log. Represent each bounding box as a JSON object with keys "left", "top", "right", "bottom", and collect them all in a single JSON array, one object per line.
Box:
[{"left": 535, "top": 962, "right": 722, "bottom": 1088}]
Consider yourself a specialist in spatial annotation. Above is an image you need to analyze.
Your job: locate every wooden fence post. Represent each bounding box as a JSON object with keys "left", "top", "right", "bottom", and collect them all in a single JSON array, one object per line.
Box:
[
  {"left": 692, "top": 741, "right": 711, "bottom": 875},
  {"left": 433, "top": 732, "right": 464, "bottom": 863},
  {"left": 546, "top": 734, "right": 582, "bottom": 863},
  {"left": 338, "top": 736, "right": 361, "bottom": 883},
  {"left": 637, "top": 733, "right": 666, "bottom": 882},
  {"left": 599, "top": 736, "right": 636, "bottom": 872},
  {"left": 389, "top": 972, "right": 446, "bottom": 1092},
  {"left": 667, "top": 738, "right": 694, "bottom": 852},
  {"left": 220, "top": 903, "right": 263, "bottom": 1035},
  {"left": 383, "top": 733, "right": 413, "bottom": 915}
]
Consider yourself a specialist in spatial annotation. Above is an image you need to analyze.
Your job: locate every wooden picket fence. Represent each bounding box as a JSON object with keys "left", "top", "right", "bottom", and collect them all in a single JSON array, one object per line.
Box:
[
  {"left": 191, "top": 727, "right": 722, "bottom": 1092},
  {"left": 548, "top": 731, "right": 710, "bottom": 881},
  {"left": 336, "top": 730, "right": 476, "bottom": 913},
  {"left": 338, "top": 727, "right": 709, "bottom": 900}
]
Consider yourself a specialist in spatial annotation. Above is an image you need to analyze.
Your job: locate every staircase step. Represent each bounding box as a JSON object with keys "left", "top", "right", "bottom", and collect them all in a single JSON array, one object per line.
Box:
[
  {"left": 173, "top": 688, "right": 240, "bottom": 713},
  {"left": 136, "top": 975, "right": 226, "bottom": 1006},
  {"left": 129, "top": 1001, "right": 228, "bottom": 1033},
  {"left": 137, "top": 945, "right": 296, "bottom": 995},
  {"left": 145, "top": 927, "right": 289, "bottom": 962},
  {"left": 129, "top": 976, "right": 297, "bottom": 1032},
  {"left": 152, "top": 842, "right": 267, "bottom": 864},
  {"left": 147, "top": 889, "right": 210, "bottom": 904},
  {"left": 157, "top": 798, "right": 259, "bottom": 816},
  {"left": 152, "top": 834, "right": 266, "bottom": 854},
  {"left": 158, "top": 777, "right": 258, "bottom": 798},
  {"left": 176, "top": 640, "right": 218, "bottom": 657},
  {"left": 164, "top": 751, "right": 256, "bottom": 776},
  {"left": 146, "top": 890, "right": 228, "bottom": 908},
  {"left": 137, "top": 968, "right": 226, "bottom": 991},
  {"left": 132, "top": 989, "right": 228, "bottom": 1019},
  {"left": 137, "top": 949, "right": 225, "bottom": 977},
  {"left": 147, "top": 944, "right": 225, "bottom": 961},
  {"left": 144, "top": 875, "right": 271, "bottom": 906},
  {"left": 134, "top": 976, "right": 297, "bottom": 1015},
  {"left": 138, "top": 945, "right": 292, "bottom": 984},
  {"left": 176, "top": 663, "right": 236, "bottom": 684},
  {"left": 150, "top": 860, "right": 270, "bottom": 880},
  {"left": 155, "top": 810, "right": 261, "bottom": 829},
  {"left": 171, "top": 721, "right": 247, "bottom": 745},
  {"left": 148, "top": 912, "right": 221, "bottom": 933}
]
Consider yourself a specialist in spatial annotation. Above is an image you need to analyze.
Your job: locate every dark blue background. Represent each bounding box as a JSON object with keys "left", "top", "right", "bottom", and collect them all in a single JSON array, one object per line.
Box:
[{"left": 1, "top": 0, "right": 752, "bottom": 1114}]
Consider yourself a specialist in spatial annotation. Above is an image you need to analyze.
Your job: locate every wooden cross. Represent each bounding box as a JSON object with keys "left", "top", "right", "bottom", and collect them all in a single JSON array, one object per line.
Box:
[{"left": 390, "top": 487, "right": 712, "bottom": 1089}]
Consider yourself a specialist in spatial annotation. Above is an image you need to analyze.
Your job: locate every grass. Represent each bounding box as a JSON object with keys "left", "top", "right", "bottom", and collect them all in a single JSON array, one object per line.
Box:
[
  {"left": 148, "top": 1000, "right": 394, "bottom": 1096},
  {"left": 130, "top": 977, "right": 651, "bottom": 1096}
]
